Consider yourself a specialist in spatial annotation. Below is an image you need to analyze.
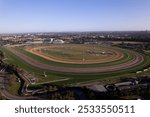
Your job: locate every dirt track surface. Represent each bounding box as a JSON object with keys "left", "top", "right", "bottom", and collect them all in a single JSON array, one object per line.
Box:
[
  {"left": 26, "top": 46, "right": 124, "bottom": 64},
  {"left": 7, "top": 47, "right": 144, "bottom": 74}
]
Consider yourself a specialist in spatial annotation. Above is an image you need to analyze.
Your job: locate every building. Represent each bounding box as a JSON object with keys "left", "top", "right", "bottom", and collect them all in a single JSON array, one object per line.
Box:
[{"left": 52, "top": 39, "right": 64, "bottom": 44}]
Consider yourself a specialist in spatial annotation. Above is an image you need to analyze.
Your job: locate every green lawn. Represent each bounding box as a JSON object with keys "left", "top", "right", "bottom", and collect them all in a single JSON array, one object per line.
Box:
[
  {"left": 5, "top": 74, "right": 20, "bottom": 96},
  {"left": 15, "top": 46, "right": 135, "bottom": 68},
  {"left": 1, "top": 46, "right": 150, "bottom": 85}
]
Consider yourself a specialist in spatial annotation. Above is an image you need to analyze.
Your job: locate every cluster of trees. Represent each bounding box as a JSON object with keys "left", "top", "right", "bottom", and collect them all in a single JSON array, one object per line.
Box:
[
  {"left": 86, "top": 84, "right": 150, "bottom": 100},
  {"left": 115, "top": 43, "right": 150, "bottom": 54},
  {"left": 0, "top": 93, "right": 4, "bottom": 100},
  {"left": 50, "top": 91, "right": 75, "bottom": 100},
  {"left": 0, "top": 50, "right": 4, "bottom": 61}
]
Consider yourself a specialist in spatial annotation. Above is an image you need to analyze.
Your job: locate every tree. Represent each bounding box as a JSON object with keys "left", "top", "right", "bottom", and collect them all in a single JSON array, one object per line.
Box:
[{"left": 0, "top": 50, "right": 4, "bottom": 60}]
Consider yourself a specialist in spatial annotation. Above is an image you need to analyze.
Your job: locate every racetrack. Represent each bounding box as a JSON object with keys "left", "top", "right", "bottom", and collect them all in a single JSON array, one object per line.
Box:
[
  {"left": 5, "top": 45, "right": 144, "bottom": 74},
  {"left": 26, "top": 45, "right": 124, "bottom": 64}
]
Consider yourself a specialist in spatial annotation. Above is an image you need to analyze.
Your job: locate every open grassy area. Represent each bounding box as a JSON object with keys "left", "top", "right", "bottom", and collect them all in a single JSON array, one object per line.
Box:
[
  {"left": 144, "top": 50, "right": 150, "bottom": 55},
  {"left": 111, "top": 41, "right": 144, "bottom": 45},
  {"left": 0, "top": 92, "right": 3, "bottom": 99},
  {"left": 39, "top": 44, "right": 119, "bottom": 62},
  {"left": 15, "top": 45, "right": 136, "bottom": 68},
  {"left": 137, "top": 70, "right": 150, "bottom": 77},
  {"left": 1, "top": 45, "right": 150, "bottom": 85},
  {"left": 5, "top": 74, "right": 20, "bottom": 96}
]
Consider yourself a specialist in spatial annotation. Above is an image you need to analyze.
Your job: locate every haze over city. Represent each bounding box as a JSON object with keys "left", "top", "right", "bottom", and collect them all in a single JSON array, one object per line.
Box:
[{"left": 0, "top": 0, "right": 150, "bottom": 33}]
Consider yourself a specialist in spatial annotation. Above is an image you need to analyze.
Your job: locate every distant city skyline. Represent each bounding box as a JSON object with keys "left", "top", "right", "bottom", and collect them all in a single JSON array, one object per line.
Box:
[{"left": 0, "top": 0, "right": 150, "bottom": 33}]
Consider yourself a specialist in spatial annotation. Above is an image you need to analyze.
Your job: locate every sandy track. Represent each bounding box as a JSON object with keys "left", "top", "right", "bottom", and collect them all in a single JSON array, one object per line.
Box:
[
  {"left": 26, "top": 47, "right": 124, "bottom": 64},
  {"left": 7, "top": 47, "right": 144, "bottom": 74}
]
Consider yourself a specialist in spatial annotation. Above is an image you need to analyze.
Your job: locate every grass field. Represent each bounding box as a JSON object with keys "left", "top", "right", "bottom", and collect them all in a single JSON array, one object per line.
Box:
[
  {"left": 15, "top": 45, "right": 135, "bottom": 68},
  {"left": 5, "top": 74, "right": 20, "bottom": 95},
  {"left": 1, "top": 44, "right": 150, "bottom": 85},
  {"left": 31, "top": 44, "right": 122, "bottom": 64},
  {"left": 111, "top": 41, "right": 144, "bottom": 44}
]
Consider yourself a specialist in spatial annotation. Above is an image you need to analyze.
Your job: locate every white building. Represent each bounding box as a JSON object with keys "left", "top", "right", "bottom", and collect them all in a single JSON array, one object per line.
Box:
[
  {"left": 43, "top": 38, "right": 54, "bottom": 43},
  {"left": 53, "top": 39, "right": 64, "bottom": 44}
]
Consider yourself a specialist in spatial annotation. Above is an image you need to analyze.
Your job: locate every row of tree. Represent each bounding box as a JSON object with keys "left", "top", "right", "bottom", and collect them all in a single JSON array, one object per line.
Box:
[{"left": 0, "top": 50, "right": 4, "bottom": 61}]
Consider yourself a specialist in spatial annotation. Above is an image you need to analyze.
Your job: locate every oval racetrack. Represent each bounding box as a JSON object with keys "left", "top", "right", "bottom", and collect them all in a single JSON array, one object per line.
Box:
[{"left": 6, "top": 46, "right": 144, "bottom": 74}]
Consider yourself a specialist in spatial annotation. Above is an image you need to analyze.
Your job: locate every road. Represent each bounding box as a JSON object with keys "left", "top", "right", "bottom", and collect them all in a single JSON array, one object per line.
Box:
[
  {"left": 0, "top": 74, "right": 39, "bottom": 100},
  {"left": 0, "top": 88, "right": 37, "bottom": 100}
]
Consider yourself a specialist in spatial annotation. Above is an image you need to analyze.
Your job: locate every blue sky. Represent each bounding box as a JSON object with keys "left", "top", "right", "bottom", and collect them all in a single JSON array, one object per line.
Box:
[{"left": 0, "top": 0, "right": 150, "bottom": 33}]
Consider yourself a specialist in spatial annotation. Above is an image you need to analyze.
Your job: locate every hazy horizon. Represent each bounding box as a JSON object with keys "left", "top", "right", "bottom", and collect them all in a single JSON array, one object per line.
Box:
[{"left": 0, "top": 0, "right": 150, "bottom": 33}]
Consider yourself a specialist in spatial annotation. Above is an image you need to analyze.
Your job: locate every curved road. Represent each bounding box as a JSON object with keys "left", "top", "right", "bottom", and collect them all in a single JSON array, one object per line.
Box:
[
  {"left": 7, "top": 47, "right": 144, "bottom": 73},
  {"left": 0, "top": 75, "right": 38, "bottom": 100},
  {"left": 0, "top": 89, "right": 38, "bottom": 100}
]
